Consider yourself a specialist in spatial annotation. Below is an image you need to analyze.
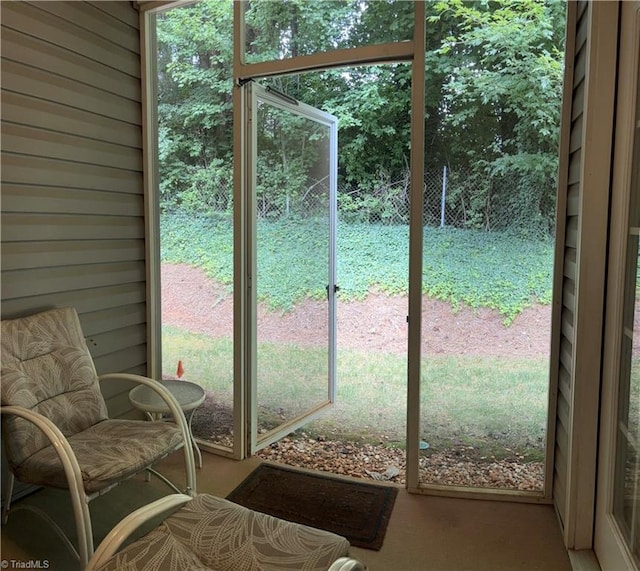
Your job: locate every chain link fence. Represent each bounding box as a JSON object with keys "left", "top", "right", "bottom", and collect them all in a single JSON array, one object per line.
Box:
[
  {"left": 164, "top": 167, "right": 556, "bottom": 237},
  {"left": 338, "top": 168, "right": 556, "bottom": 236},
  {"left": 422, "top": 167, "right": 556, "bottom": 234}
]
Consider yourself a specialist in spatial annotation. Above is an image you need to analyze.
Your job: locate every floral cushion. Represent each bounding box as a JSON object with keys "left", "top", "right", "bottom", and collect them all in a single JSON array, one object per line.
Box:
[
  {"left": 1, "top": 307, "right": 186, "bottom": 494},
  {"left": 15, "top": 419, "right": 183, "bottom": 494},
  {"left": 97, "top": 494, "right": 350, "bottom": 571},
  {"left": 96, "top": 527, "right": 205, "bottom": 571},
  {"left": 1, "top": 307, "right": 108, "bottom": 466}
]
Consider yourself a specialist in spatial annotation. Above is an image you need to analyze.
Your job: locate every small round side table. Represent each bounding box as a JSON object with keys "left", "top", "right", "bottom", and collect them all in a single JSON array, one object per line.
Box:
[{"left": 129, "top": 379, "right": 205, "bottom": 469}]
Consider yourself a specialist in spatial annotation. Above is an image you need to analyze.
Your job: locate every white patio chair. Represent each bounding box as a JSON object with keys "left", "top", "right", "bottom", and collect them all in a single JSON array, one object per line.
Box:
[{"left": 0, "top": 307, "right": 197, "bottom": 569}]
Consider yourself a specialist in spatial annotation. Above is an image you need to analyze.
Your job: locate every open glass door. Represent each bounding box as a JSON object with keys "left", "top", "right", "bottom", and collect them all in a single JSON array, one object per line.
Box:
[{"left": 246, "top": 83, "right": 338, "bottom": 453}]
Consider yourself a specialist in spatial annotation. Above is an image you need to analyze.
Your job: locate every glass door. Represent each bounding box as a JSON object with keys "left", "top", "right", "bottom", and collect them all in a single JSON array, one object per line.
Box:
[
  {"left": 246, "top": 83, "right": 338, "bottom": 453},
  {"left": 596, "top": 2, "right": 640, "bottom": 568}
]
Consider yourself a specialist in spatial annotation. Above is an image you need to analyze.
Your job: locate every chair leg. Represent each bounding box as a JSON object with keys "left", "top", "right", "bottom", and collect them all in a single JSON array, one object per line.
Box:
[
  {"left": 2, "top": 471, "right": 14, "bottom": 524},
  {"left": 187, "top": 410, "right": 203, "bottom": 469},
  {"left": 1, "top": 405, "right": 94, "bottom": 568},
  {"left": 69, "top": 487, "right": 94, "bottom": 569}
]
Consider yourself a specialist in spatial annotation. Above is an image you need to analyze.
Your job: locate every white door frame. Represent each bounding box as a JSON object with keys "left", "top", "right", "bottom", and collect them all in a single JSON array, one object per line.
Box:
[
  {"left": 232, "top": 1, "right": 425, "bottom": 463},
  {"left": 244, "top": 82, "right": 338, "bottom": 453},
  {"left": 595, "top": 2, "right": 640, "bottom": 568}
]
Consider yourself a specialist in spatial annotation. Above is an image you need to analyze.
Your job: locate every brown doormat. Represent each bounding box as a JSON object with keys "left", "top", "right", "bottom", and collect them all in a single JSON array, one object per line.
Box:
[{"left": 226, "top": 463, "right": 398, "bottom": 550}]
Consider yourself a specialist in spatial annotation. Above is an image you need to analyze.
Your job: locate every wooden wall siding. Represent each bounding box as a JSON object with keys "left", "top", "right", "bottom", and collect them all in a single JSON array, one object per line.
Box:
[
  {"left": 1, "top": 1, "right": 146, "bottom": 420},
  {"left": 553, "top": 0, "right": 588, "bottom": 534}
]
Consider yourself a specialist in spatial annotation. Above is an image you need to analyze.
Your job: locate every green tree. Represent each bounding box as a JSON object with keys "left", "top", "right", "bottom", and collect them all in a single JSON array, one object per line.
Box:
[
  {"left": 430, "top": 0, "right": 565, "bottom": 234},
  {"left": 156, "top": 0, "right": 234, "bottom": 214},
  {"left": 156, "top": 0, "right": 565, "bottom": 232}
]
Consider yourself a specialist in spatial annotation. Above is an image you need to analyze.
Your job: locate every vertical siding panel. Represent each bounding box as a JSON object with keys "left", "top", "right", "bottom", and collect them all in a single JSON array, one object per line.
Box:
[
  {"left": 551, "top": 0, "right": 619, "bottom": 549},
  {"left": 550, "top": 1, "right": 581, "bottom": 533},
  {"left": 0, "top": 0, "right": 145, "bottom": 469}
]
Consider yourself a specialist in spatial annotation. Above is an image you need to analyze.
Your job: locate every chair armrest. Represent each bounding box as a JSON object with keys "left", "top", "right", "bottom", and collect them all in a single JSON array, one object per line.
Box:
[
  {"left": 84, "top": 493, "right": 192, "bottom": 571},
  {"left": 0, "top": 405, "right": 93, "bottom": 566},
  {"left": 98, "top": 373, "right": 196, "bottom": 496},
  {"left": 328, "top": 556, "right": 367, "bottom": 571}
]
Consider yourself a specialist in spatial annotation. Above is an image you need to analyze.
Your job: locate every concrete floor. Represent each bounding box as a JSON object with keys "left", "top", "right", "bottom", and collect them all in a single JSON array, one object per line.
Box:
[{"left": 0, "top": 451, "right": 573, "bottom": 571}]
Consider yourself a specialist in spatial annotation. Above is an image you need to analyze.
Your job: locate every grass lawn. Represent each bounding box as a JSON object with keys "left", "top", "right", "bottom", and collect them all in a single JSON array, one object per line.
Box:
[
  {"left": 162, "top": 326, "right": 548, "bottom": 461},
  {"left": 161, "top": 216, "right": 553, "bottom": 462}
]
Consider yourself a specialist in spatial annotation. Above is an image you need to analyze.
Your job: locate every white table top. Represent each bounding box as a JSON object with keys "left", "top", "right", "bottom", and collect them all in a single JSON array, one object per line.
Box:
[{"left": 129, "top": 379, "right": 205, "bottom": 414}]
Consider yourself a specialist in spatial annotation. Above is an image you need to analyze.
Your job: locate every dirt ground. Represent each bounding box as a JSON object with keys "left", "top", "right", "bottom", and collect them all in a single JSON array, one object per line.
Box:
[
  {"left": 162, "top": 262, "right": 549, "bottom": 490},
  {"left": 162, "top": 263, "right": 551, "bottom": 358}
]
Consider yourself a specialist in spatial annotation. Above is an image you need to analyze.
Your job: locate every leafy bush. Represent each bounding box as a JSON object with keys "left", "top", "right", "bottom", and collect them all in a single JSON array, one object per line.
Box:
[
  {"left": 161, "top": 211, "right": 234, "bottom": 286},
  {"left": 161, "top": 213, "right": 553, "bottom": 323},
  {"left": 421, "top": 227, "right": 553, "bottom": 324}
]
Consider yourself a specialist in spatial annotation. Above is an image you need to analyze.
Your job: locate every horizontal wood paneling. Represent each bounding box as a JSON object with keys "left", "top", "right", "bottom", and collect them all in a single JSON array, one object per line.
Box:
[
  {"left": 82, "top": 304, "right": 148, "bottom": 338},
  {"left": 575, "top": 9, "right": 588, "bottom": 54},
  {"left": 1, "top": 185, "right": 143, "bottom": 215},
  {"left": 2, "top": 154, "right": 143, "bottom": 193},
  {"left": 2, "top": 2, "right": 140, "bottom": 77},
  {"left": 555, "top": 440, "right": 568, "bottom": 485},
  {"left": 2, "top": 92, "right": 142, "bottom": 148},
  {"left": 32, "top": 2, "right": 140, "bottom": 54},
  {"left": 557, "top": 384, "right": 571, "bottom": 431},
  {"left": 552, "top": 0, "right": 618, "bottom": 548},
  {"left": 90, "top": 1, "right": 140, "bottom": 28},
  {"left": 2, "top": 262, "right": 145, "bottom": 299},
  {"left": 95, "top": 353, "right": 147, "bottom": 379},
  {"left": 573, "top": 44, "right": 586, "bottom": 89},
  {"left": 0, "top": 2, "right": 148, "bottom": 469},
  {"left": 2, "top": 123, "right": 142, "bottom": 171},
  {"left": 567, "top": 184, "right": 580, "bottom": 217},
  {"left": 2, "top": 240, "right": 145, "bottom": 271},
  {"left": 563, "top": 247, "right": 577, "bottom": 280},
  {"left": 2, "top": 60, "right": 141, "bottom": 125},
  {"left": 563, "top": 278, "right": 576, "bottom": 314},
  {"left": 0, "top": 284, "right": 146, "bottom": 321},
  {"left": 565, "top": 217, "right": 579, "bottom": 248},
  {"left": 553, "top": 466, "right": 567, "bottom": 525},
  {"left": 1, "top": 26, "right": 140, "bottom": 101},
  {"left": 559, "top": 335, "right": 574, "bottom": 380},
  {"left": 558, "top": 364, "right": 572, "bottom": 405},
  {"left": 569, "top": 115, "right": 583, "bottom": 153},
  {"left": 568, "top": 149, "right": 582, "bottom": 185},
  {"left": 554, "top": 423, "right": 569, "bottom": 528},
  {"left": 556, "top": 413, "right": 570, "bottom": 461},
  {"left": 1, "top": 213, "right": 144, "bottom": 242},
  {"left": 561, "top": 308, "right": 574, "bottom": 342},
  {"left": 571, "top": 80, "right": 584, "bottom": 121}
]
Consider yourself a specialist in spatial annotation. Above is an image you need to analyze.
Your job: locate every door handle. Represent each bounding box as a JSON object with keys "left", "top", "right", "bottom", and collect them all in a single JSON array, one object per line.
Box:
[{"left": 326, "top": 284, "right": 340, "bottom": 298}]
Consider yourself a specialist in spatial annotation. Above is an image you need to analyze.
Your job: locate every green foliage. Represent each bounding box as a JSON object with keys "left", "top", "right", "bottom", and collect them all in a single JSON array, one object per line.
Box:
[
  {"left": 319, "top": 64, "right": 413, "bottom": 189},
  {"left": 161, "top": 213, "right": 553, "bottom": 322},
  {"left": 161, "top": 212, "right": 234, "bottom": 286},
  {"left": 422, "top": 227, "right": 553, "bottom": 324},
  {"left": 338, "top": 171, "right": 409, "bottom": 225},
  {"left": 256, "top": 217, "right": 330, "bottom": 309},
  {"left": 157, "top": 0, "right": 565, "bottom": 236},
  {"left": 254, "top": 105, "right": 331, "bottom": 218},
  {"left": 156, "top": 0, "right": 234, "bottom": 214},
  {"left": 245, "top": 0, "right": 413, "bottom": 61},
  {"left": 429, "top": 0, "right": 565, "bottom": 235}
]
